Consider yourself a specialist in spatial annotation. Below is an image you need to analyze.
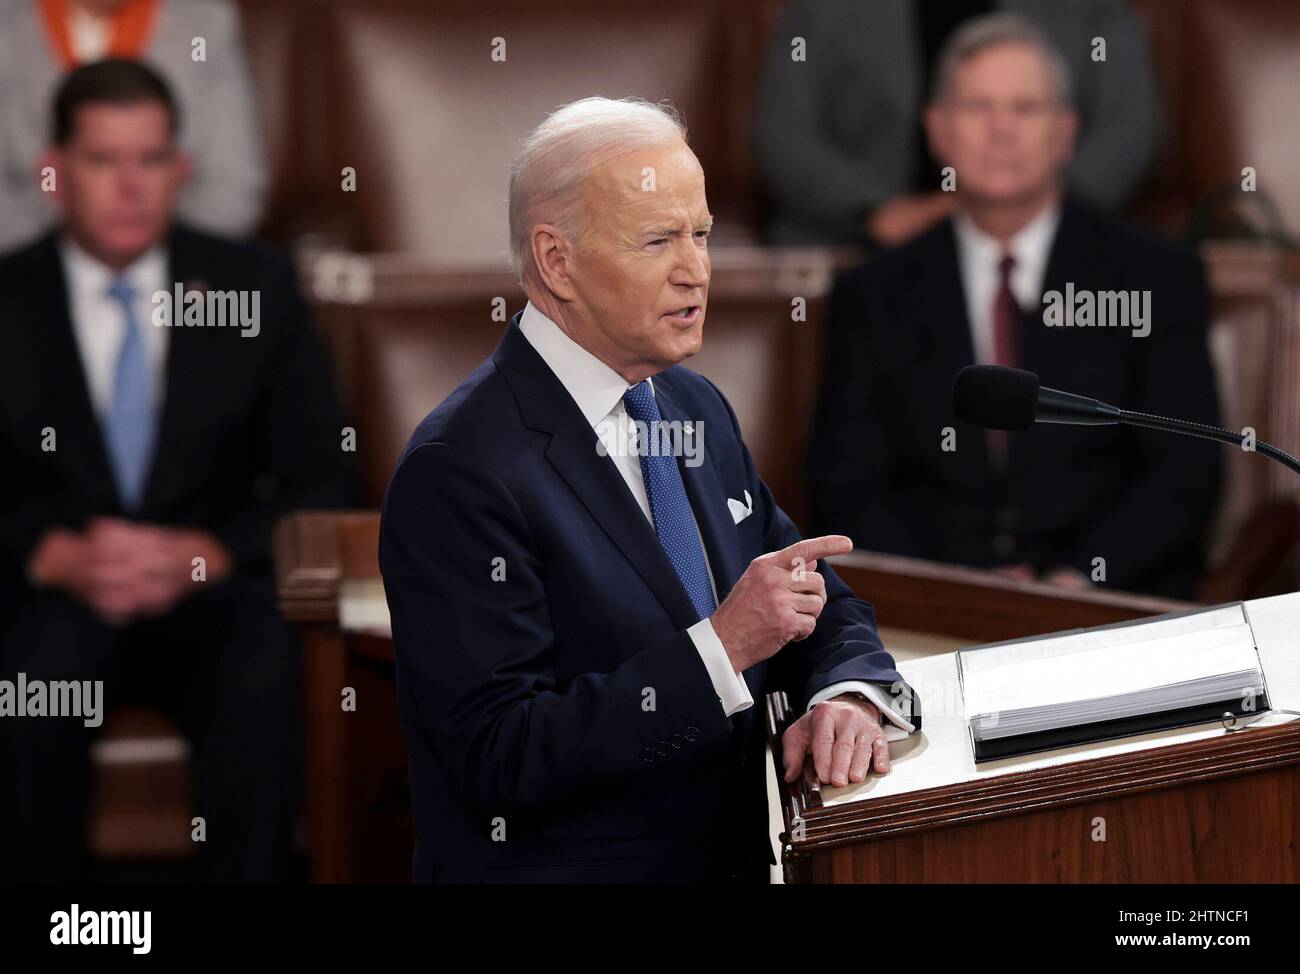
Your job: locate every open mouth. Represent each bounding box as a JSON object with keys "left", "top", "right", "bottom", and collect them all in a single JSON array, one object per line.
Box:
[{"left": 663, "top": 305, "right": 702, "bottom": 323}]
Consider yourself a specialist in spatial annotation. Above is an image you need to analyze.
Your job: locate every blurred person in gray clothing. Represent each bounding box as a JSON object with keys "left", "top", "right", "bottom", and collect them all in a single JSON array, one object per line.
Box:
[
  {"left": 755, "top": 0, "right": 1159, "bottom": 246},
  {"left": 0, "top": 0, "right": 266, "bottom": 250}
]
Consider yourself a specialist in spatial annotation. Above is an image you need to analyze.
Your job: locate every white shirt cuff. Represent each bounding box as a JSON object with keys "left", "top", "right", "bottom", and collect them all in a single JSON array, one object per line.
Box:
[
  {"left": 688, "top": 618, "right": 753, "bottom": 716},
  {"left": 806, "top": 680, "right": 916, "bottom": 741}
]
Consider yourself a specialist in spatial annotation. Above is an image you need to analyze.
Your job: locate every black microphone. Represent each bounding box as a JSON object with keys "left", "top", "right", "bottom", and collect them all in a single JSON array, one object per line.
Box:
[{"left": 952, "top": 364, "right": 1300, "bottom": 477}]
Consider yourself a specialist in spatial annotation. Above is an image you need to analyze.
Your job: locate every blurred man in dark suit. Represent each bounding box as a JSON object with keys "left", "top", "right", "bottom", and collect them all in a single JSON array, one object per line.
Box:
[
  {"left": 808, "top": 15, "right": 1221, "bottom": 600},
  {"left": 0, "top": 59, "right": 354, "bottom": 881}
]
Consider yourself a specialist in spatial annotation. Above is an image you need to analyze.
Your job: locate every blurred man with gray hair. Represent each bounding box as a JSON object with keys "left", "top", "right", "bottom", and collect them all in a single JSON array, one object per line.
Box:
[
  {"left": 756, "top": 0, "right": 1159, "bottom": 245},
  {"left": 381, "top": 96, "right": 920, "bottom": 883}
]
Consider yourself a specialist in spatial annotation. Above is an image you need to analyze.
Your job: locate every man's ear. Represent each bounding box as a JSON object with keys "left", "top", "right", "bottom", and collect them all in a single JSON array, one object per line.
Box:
[
  {"left": 530, "top": 224, "right": 579, "bottom": 302},
  {"left": 923, "top": 103, "right": 947, "bottom": 167},
  {"left": 1055, "top": 106, "right": 1080, "bottom": 163},
  {"left": 36, "top": 147, "right": 66, "bottom": 214},
  {"left": 172, "top": 149, "right": 194, "bottom": 190}
]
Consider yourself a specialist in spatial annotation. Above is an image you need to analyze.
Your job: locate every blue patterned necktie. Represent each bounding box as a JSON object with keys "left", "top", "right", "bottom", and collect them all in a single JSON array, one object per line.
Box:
[
  {"left": 104, "top": 275, "right": 157, "bottom": 510},
  {"left": 622, "top": 380, "right": 716, "bottom": 621}
]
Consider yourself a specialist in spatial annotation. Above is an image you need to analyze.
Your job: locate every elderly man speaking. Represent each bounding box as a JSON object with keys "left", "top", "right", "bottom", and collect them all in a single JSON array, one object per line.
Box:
[{"left": 379, "top": 97, "right": 920, "bottom": 883}]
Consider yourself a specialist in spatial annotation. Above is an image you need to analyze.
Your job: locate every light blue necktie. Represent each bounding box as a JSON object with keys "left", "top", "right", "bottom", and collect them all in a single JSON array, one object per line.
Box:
[
  {"left": 623, "top": 380, "right": 716, "bottom": 622},
  {"left": 105, "top": 275, "right": 156, "bottom": 510}
]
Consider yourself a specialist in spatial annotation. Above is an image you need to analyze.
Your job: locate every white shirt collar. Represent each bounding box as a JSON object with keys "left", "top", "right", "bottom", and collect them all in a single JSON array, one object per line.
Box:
[
  {"left": 59, "top": 235, "right": 167, "bottom": 305},
  {"left": 953, "top": 201, "right": 1061, "bottom": 278},
  {"left": 517, "top": 301, "right": 652, "bottom": 429}
]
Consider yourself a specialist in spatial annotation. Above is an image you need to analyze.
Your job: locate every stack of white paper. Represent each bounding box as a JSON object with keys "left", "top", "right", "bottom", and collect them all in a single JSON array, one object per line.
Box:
[{"left": 957, "top": 604, "right": 1267, "bottom": 749}]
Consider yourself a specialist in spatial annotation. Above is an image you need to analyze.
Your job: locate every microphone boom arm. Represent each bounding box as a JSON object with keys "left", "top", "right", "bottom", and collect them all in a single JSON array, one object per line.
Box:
[{"left": 1118, "top": 409, "right": 1300, "bottom": 477}]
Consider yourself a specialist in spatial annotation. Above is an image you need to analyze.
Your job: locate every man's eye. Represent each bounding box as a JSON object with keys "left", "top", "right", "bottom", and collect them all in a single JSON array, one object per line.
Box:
[
  {"left": 648, "top": 238, "right": 668, "bottom": 247},
  {"left": 694, "top": 230, "right": 710, "bottom": 240}
]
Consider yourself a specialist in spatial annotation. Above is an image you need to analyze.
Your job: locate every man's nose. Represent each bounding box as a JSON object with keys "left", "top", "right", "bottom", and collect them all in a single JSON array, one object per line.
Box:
[
  {"left": 988, "top": 105, "right": 1022, "bottom": 138},
  {"left": 115, "top": 163, "right": 147, "bottom": 198},
  {"left": 670, "top": 239, "right": 709, "bottom": 288}
]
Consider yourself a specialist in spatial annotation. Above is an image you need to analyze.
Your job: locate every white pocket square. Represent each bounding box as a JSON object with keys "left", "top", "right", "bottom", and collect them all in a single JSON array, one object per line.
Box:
[{"left": 727, "top": 490, "right": 754, "bottom": 524}]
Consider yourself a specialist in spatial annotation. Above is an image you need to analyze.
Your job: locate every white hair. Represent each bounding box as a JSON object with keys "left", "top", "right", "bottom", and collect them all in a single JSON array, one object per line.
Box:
[
  {"left": 932, "top": 13, "right": 1074, "bottom": 105},
  {"left": 507, "top": 96, "right": 688, "bottom": 283}
]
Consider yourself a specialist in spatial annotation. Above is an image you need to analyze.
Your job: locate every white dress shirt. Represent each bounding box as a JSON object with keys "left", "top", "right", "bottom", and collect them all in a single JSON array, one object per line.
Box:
[
  {"left": 953, "top": 203, "right": 1062, "bottom": 366},
  {"left": 68, "top": 6, "right": 111, "bottom": 61},
  {"left": 60, "top": 237, "right": 169, "bottom": 419},
  {"left": 519, "top": 302, "right": 914, "bottom": 740}
]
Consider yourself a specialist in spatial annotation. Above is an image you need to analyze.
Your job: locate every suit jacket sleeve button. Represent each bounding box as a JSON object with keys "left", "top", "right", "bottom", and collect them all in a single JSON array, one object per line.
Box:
[
  {"left": 670, "top": 734, "right": 685, "bottom": 749},
  {"left": 641, "top": 747, "right": 657, "bottom": 764},
  {"left": 655, "top": 741, "right": 671, "bottom": 757}
]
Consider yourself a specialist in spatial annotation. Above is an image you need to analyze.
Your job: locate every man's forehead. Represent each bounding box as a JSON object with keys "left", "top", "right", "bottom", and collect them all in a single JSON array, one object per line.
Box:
[
  {"left": 79, "top": 100, "right": 170, "bottom": 123},
  {"left": 73, "top": 101, "right": 172, "bottom": 139},
  {"left": 587, "top": 147, "right": 708, "bottom": 223},
  {"left": 593, "top": 142, "right": 702, "bottom": 187},
  {"left": 954, "top": 43, "right": 1054, "bottom": 91}
]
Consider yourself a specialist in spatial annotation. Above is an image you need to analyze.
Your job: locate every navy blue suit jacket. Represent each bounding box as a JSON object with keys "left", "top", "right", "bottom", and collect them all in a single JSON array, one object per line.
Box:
[{"left": 379, "top": 312, "right": 916, "bottom": 883}]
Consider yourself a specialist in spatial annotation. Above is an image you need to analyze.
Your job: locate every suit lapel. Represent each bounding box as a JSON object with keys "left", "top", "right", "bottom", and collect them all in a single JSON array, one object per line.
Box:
[
  {"left": 494, "top": 315, "right": 703, "bottom": 630},
  {"left": 33, "top": 234, "right": 121, "bottom": 511},
  {"left": 923, "top": 222, "right": 996, "bottom": 485},
  {"left": 924, "top": 222, "right": 978, "bottom": 371},
  {"left": 140, "top": 228, "right": 206, "bottom": 514},
  {"left": 1027, "top": 200, "right": 1083, "bottom": 384},
  {"left": 544, "top": 421, "right": 704, "bottom": 629}
]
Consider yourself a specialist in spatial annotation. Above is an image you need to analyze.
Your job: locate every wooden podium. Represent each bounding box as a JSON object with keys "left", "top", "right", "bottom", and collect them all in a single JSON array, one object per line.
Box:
[
  {"left": 275, "top": 512, "right": 1300, "bottom": 883},
  {"left": 771, "top": 554, "right": 1300, "bottom": 883}
]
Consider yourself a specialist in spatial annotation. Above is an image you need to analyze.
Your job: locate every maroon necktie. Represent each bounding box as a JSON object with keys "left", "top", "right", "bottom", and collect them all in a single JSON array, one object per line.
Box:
[
  {"left": 988, "top": 253, "right": 1019, "bottom": 464},
  {"left": 991, "top": 253, "right": 1019, "bottom": 368}
]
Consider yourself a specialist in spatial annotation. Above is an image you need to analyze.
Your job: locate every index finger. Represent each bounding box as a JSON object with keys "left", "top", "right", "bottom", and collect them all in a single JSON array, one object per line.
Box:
[{"left": 778, "top": 535, "right": 853, "bottom": 566}]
